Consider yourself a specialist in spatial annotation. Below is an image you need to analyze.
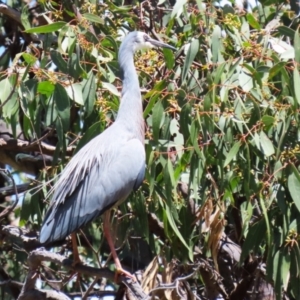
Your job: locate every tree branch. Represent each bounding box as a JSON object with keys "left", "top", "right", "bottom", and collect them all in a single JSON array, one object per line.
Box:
[
  {"left": 0, "top": 4, "right": 39, "bottom": 43},
  {"left": 1, "top": 225, "right": 42, "bottom": 251},
  {"left": 17, "top": 249, "right": 147, "bottom": 300},
  {"left": 0, "top": 183, "right": 30, "bottom": 198},
  {"left": 0, "top": 138, "right": 74, "bottom": 157}
]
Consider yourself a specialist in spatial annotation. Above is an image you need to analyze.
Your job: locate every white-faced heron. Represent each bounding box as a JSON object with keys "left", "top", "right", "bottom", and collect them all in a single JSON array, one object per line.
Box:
[{"left": 40, "top": 31, "right": 176, "bottom": 278}]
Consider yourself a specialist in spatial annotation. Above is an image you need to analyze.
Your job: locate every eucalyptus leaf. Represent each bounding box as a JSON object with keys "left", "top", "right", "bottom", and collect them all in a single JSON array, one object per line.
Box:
[
  {"left": 25, "top": 22, "right": 67, "bottom": 33},
  {"left": 288, "top": 172, "right": 300, "bottom": 212},
  {"left": 53, "top": 83, "right": 70, "bottom": 131},
  {"left": 181, "top": 39, "right": 199, "bottom": 83}
]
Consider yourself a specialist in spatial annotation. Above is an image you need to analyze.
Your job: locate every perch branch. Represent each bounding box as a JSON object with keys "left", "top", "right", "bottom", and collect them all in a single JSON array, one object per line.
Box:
[
  {"left": 16, "top": 248, "right": 147, "bottom": 300},
  {"left": 0, "top": 4, "right": 40, "bottom": 42},
  {"left": 0, "top": 183, "right": 30, "bottom": 198},
  {"left": 0, "top": 138, "right": 74, "bottom": 157}
]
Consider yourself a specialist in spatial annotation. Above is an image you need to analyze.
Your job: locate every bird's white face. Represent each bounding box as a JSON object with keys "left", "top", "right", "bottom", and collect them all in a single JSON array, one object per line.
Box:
[{"left": 134, "top": 32, "right": 154, "bottom": 51}]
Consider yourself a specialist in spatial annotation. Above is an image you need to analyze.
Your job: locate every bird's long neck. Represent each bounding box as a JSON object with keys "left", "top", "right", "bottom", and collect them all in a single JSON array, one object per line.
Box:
[{"left": 116, "top": 49, "right": 144, "bottom": 143}]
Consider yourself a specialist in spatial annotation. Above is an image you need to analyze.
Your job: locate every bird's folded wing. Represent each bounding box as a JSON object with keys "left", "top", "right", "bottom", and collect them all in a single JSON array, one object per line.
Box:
[{"left": 39, "top": 138, "right": 145, "bottom": 244}]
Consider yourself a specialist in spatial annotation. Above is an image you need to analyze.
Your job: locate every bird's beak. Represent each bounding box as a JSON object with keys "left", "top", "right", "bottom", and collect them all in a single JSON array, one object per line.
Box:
[{"left": 148, "top": 38, "right": 176, "bottom": 51}]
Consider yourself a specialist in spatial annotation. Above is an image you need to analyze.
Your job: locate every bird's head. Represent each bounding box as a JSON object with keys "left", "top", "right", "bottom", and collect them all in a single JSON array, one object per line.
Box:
[
  {"left": 134, "top": 32, "right": 176, "bottom": 51},
  {"left": 121, "top": 31, "right": 176, "bottom": 54}
]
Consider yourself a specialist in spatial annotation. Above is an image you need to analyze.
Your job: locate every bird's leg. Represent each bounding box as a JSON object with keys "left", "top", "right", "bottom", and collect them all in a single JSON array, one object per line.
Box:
[
  {"left": 69, "top": 233, "right": 82, "bottom": 288},
  {"left": 71, "top": 233, "right": 81, "bottom": 266},
  {"left": 103, "top": 211, "right": 135, "bottom": 282}
]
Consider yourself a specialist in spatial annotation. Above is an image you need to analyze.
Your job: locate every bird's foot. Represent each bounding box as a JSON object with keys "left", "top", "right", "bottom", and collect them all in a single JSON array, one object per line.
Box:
[{"left": 114, "top": 267, "right": 136, "bottom": 283}]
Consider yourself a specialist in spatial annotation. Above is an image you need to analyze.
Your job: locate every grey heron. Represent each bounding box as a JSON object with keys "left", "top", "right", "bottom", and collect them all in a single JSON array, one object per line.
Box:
[{"left": 39, "top": 31, "right": 176, "bottom": 279}]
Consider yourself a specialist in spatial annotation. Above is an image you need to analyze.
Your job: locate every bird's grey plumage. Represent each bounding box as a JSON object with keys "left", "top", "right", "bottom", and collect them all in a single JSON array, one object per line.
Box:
[{"left": 40, "top": 31, "right": 175, "bottom": 244}]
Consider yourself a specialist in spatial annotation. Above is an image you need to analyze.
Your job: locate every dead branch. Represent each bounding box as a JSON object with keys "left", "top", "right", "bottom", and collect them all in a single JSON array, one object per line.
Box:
[
  {"left": 0, "top": 136, "right": 74, "bottom": 174},
  {"left": 0, "top": 4, "right": 40, "bottom": 42},
  {"left": 0, "top": 138, "right": 74, "bottom": 157},
  {"left": 0, "top": 4, "right": 22, "bottom": 25},
  {"left": 16, "top": 249, "right": 147, "bottom": 300},
  {"left": 0, "top": 183, "right": 30, "bottom": 198},
  {"left": 1, "top": 225, "right": 42, "bottom": 250},
  {"left": 142, "top": 266, "right": 200, "bottom": 300},
  {"left": 18, "top": 289, "right": 71, "bottom": 300}
]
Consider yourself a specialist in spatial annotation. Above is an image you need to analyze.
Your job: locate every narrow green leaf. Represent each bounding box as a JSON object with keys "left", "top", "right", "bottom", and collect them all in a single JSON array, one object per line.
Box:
[
  {"left": 37, "top": 81, "right": 55, "bottom": 96},
  {"left": 21, "top": 6, "right": 31, "bottom": 30},
  {"left": 50, "top": 50, "right": 68, "bottom": 73},
  {"left": 83, "top": 13, "right": 104, "bottom": 24},
  {"left": 291, "top": 163, "right": 300, "bottom": 182},
  {"left": 259, "top": 196, "right": 271, "bottom": 258},
  {"left": 167, "top": 158, "right": 176, "bottom": 187},
  {"left": 190, "top": 120, "right": 201, "bottom": 156},
  {"left": 293, "top": 68, "right": 300, "bottom": 105},
  {"left": 68, "top": 53, "right": 86, "bottom": 80},
  {"left": 224, "top": 141, "right": 241, "bottom": 167},
  {"left": 288, "top": 172, "right": 300, "bottom": 212},
  {"left": 144, "top": 80, "right": 166, "bottom": 118},
  {"left": 181, "top": 39, "right": 199, "bottom": 82},
  {"left": 22, "top": 53, "right": 37, "bottom": 66},
  {"left": 55, "top": 118, "right": 66, "bottom": 162},
  {"left": 273, "top": 250, "right": 281, "bottom": 297},
  {"left": 268, "top": 62, "right": 286, "bottom": 79},
  {"left": 65, "top": 83, "right": 83, "bottom": 105},
  {"left": 144, "top": 94, "right": 159, "bottom": 119},
  {"left": 152, "top": 101, "right": 164, "bottom": 142},
  {"left": 102, "top": 82, "right": 120, "bottom": 96},
  {"left": 25, "top": 22, "right": 67, "bottom": 33},
  {"left": 239, "top": 70, "right": 253, "bottom": 92},
  {"left": 104, "top": 36, "right": 119, "bottom": 54},
  {"left": 277, "top": 26, "right": 295, "bottom": 39},
  {"left": 259, "top": 131, "right": 275, "bottom": 157},
  {"left": 165, "top": 204, "right": 193, "bottom": 260},
  {"left": 171, "top": 0, "right": 187, "bottom": 18},
  {"left": 282, "top": 249, "right": 291, "bottom": 291},
  {"left": 0, "top": 78, "right": 18, "bottom": 118},
  {"left": 163, "top": 48, "right": 175, "bottom": 70},
  {"left": 20, "top": 191, "right": 33, "bottom": 223},
  {"left": 46, "top": 97, "right": 58, "bottom": 126},
  {"left": 58, "top": 25, "right": 71, "bottom": 52},
  {"left": 83, "top": 72, "right": 96, "bottom": 117},
  {"left": 295, "top": 29, "right": 300, "bottom": 64},
  {"left": 19, "top": 83, "right": 30, "bottom": 118},
  {"left": 179, "top": 103, "right": 191, "bottom": 142},
  {"left": 162, "top": 205, "right": 170, "bottom": 240},
  {"left": 212, "top": 25, "right": 221, "bottom": 63},
  {"left": 256, "top": 65, "right": 270, "bottom": 73},
  {"left": 261, "top": 115, "right": 275, "bottom": 127},
  {"left": 53, "top": 83, "right": 70, "bottom": 131},
  {"left": 213, "top": 62, "right": 226, "bottom": 85},
  {"left": 246, "top": 13, "right": 261, "bottom": 30},
  {"left": 290, "top": 246, "right": 300, "bottom": 297}
]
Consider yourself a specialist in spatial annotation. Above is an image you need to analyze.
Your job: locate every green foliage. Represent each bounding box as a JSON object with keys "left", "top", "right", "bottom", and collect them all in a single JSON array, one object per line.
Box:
[{"left": 1, "top": 0, "right": 300, "bottom": 299}]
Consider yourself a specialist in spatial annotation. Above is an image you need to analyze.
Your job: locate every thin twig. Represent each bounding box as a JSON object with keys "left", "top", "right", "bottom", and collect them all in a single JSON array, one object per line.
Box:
[
  {"left": 142, "top": 267, "right": 199, "bottom": 300},
  {"left": 82, "top": 277, "right": 98, "bottom": 300}
]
